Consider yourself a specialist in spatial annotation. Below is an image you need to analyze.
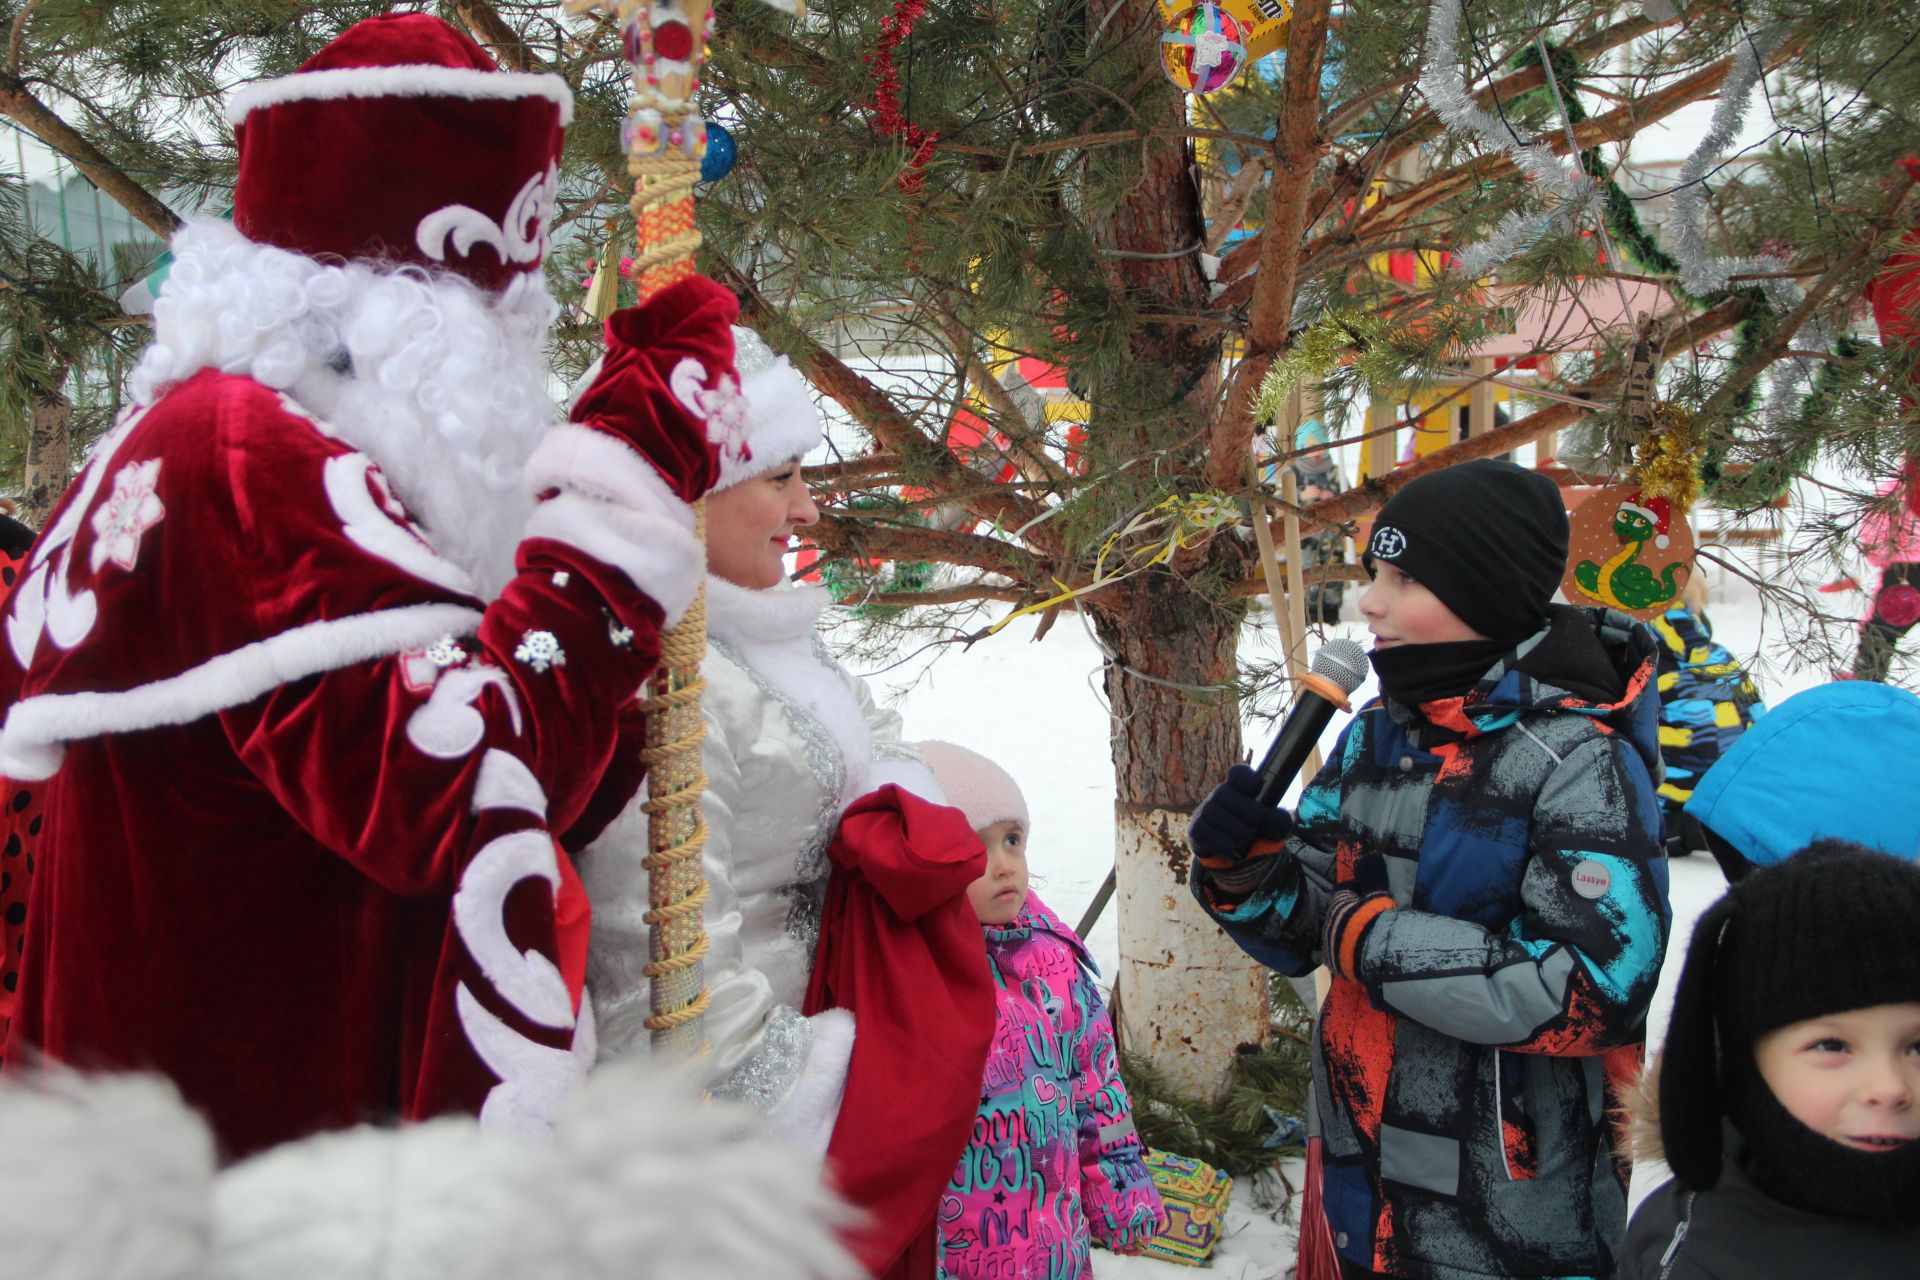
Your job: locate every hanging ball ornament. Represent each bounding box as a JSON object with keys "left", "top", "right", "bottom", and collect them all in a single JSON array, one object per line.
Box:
[
  {"left": 701, "top": 120, "right": 737, "bottom": 182},
  {"left": 1880, "top": 583, "right": 1920, "bottom": 630},
  {"left": 1161, "top": 2, "right": 1248, "bottom": 95}
]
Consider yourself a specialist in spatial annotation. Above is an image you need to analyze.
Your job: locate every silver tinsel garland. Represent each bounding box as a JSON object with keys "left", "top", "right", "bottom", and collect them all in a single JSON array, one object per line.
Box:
[
  {"left": 1667, "top": 29, "right": 1793, "bottom": 306},
  {"left": 1663, "top": 26, "right": 1830, "bottom": 430},
  {"left": 1417, "top": 0, "right": 1595, "bottom": 278}
]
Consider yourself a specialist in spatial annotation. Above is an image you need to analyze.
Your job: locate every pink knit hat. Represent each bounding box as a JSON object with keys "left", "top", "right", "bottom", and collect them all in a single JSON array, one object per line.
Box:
[{"left": 915, "top": 741, "right": 1029, "bottom": 834}]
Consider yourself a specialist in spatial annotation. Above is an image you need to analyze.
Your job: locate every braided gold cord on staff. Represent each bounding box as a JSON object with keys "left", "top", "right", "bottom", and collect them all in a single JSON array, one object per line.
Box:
[
  {"left": 639, "top": 503, "right": 712, "bottom": 1052},
  {"left": 624, "top": 0, "right": 714, "bottom": 1057},
  {"left": 630, "top": 154, "right": 700, "bottom": 292}
]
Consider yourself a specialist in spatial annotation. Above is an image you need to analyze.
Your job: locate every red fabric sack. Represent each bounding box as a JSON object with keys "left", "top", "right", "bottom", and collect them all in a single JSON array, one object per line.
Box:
[{"left": 803, "top": 785, "right": 994, "bottom": 1278}]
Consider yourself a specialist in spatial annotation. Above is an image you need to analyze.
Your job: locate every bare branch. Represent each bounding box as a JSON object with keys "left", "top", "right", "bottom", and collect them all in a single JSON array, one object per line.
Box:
[
  {"left": 809, "top": 509, "right": 1045, "bottom": 581},
  {"left": 1205, "top": 150, "right": 1269, "bottom": 255},
  {"left": 0, "top": 70, "right": 179, "bottom": 236},
  {"left": 8, "top": 0, "right": 45, "bottom": 76},
  {"left": 934, "top": 305, "right": 1072, "bottom": 486},
  {"left": 1230, "top": 562, "right": 1369, "bottom": 597},
  {"left": 831, "top": 581, "right": 1029, "bottom": 608},
  {"left": 453, "top": 0, "right": 547, "bottom": 72}
]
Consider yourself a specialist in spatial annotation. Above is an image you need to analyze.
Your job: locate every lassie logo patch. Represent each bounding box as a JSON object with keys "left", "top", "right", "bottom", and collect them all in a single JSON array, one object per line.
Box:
[{"left": 1570, "top": 860, "right": 1612, "bottom": 899}]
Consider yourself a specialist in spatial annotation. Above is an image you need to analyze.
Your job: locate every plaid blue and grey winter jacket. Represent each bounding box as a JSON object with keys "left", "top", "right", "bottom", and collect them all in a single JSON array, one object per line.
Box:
[{"left": 1198, "top": 607, "right": 1672, "bottom": 1280}]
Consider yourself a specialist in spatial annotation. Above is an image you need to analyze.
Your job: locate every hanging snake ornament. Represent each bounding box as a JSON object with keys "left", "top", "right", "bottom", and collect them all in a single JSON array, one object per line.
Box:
[{"left": 566, "top": 0, "right": 802, "bottom": 1059}]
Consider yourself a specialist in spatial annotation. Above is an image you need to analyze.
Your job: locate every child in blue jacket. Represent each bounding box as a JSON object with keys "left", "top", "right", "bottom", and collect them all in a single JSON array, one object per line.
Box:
[{"left": 1190, "top": 461, "right": 1671, "bottom": 1280}]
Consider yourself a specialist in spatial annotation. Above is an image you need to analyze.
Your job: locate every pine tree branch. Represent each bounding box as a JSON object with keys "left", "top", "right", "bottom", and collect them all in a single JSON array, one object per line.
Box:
[
  {"left": 1219, "top": 11, "right": 1668, "bottom": 291},
  {"left": 809, "top": 509, "right": 1044, "bottom": 580},
  {"left": 1334, "top": 12, "right": 1667, "bottom": 206},
  {"left": 453, "top": 0, "right": 547, "bottom": 73},
  {"left": 809, "top": 454, "right": 905, "bottom": 486},
  {"left": 1696, "top": 179, "right": 1919, "bottom": 425},
  {"left": 0, "top": 71, "right": 178, "bottom": 237},
  {"left": 934, "top": 303, "right": 1072, "bottom": 485},
  {"left": 1334, "top": 27, "right": 1813, "bottom": 254},
  {"left": 718, "top": 260, "right": 1064, "bottom": 556},
  {"left": 940, "top": 124, "right": 1283, "bottom": 158},
  {"left": 1291, "top": 295, "right": 1752, "bottom": 531},
  {"left": 1205, "top": 0, "right": 1333, "bottom": 494},
  {"left": 1322, "top": 12, "right": 1664, "bottom": 145}
]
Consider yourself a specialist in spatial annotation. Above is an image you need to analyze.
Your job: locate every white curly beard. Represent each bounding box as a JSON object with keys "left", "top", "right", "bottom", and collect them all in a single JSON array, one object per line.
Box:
[{"left": 129, "top": 220, "right": 562, "bottom": 596}]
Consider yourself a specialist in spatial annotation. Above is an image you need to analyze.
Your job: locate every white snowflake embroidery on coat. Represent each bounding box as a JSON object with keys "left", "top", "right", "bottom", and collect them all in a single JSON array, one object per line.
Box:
[
  {"left": 513, "top": 629, "right": 565, "bottom": 674},
  {"left": 88, "top": 458, "right": 165, "bottom": 574}
]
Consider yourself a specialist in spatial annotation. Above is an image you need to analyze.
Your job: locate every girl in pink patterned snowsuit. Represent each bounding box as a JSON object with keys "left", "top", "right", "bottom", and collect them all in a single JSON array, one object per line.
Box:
[{"left": 917, "top": 742, "right": 1165, "bottom": 1279}]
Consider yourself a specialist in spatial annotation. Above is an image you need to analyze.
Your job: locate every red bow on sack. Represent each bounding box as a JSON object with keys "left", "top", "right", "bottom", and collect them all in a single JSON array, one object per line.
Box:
[
  {"left": 804, "top": 785, "right": 994, "bottom": 1279},
  {"left": 568, "top": 275, "right": 738, "bottom": 502}
]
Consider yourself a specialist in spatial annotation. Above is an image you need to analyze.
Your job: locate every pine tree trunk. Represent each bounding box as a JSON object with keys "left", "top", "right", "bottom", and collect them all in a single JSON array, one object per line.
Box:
[
  {"left": 22, "top": 382, "right": 71, "bottom": 528},
  {"left": 1076, "top": 1, "right": 1270, "bottom": 1100},
  {"left": 1094, "top": 571, "right": 1268, "bottom": 1099}
]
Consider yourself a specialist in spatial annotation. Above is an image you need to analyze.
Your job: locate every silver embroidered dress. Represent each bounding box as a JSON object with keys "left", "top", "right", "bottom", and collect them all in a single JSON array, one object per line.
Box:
[{"left": 580, "top": 576, "right": 932, "bottom": 1115}]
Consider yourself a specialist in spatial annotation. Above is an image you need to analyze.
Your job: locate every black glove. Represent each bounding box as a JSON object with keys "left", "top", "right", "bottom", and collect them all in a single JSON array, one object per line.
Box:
[
  {"left": 1189, "top": 765, "right": 1294, "bottom": 897},
  {"left": 1324, "top": 853, "right": 1394, "bottom": 980}
]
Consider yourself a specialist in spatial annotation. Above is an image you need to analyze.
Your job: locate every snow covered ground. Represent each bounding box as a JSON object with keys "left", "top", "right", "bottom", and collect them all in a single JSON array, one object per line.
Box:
[{"left": 832, "top": 524, "right": 1847, "bottom": 1276}]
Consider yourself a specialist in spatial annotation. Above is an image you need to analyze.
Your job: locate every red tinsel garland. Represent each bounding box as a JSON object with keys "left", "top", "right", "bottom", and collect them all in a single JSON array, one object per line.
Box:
[{"left": 865, "top": 0, "right": 939, "bottom": 194}]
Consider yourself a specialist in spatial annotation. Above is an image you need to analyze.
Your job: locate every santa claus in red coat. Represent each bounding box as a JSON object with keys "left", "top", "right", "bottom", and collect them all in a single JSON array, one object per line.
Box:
[{"left": 0, "top": 12, "right": 745, "bottom": 1159}]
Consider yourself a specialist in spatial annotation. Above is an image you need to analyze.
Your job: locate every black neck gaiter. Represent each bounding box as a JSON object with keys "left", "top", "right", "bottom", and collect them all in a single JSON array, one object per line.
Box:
[
  {"left": 1728, "top": 1063, "right": 1920, "bottom": 1226},
  {"left": 1369, "top": 637, "right": 1514, "bottom": 709}
]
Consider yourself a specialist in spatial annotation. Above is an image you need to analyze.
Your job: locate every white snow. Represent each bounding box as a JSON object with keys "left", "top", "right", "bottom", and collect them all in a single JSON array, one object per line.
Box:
[{"left": 834, "top": 524, "right": 1851, "bottom": 1276}]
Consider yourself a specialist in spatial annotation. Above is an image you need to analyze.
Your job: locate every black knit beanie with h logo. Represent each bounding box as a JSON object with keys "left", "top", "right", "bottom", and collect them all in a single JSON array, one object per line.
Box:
[{"left": 1363, "top": 459, "right": 1569, "bottom": 642}]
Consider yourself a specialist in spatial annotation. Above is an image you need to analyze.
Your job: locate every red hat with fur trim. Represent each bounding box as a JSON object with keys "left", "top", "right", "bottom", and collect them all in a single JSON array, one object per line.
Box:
[{"left": 228, "top": 13, "right": 572, "bottom": 293}]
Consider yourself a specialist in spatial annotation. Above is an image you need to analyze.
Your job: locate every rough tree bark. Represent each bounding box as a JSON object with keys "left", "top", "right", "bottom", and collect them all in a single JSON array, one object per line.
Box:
[
  {"left": 22, "top": 378, "right": 69, "bottom": 527},
  {"left": 1093, "top": 561, "right": 1267, "bottom": 1098}
]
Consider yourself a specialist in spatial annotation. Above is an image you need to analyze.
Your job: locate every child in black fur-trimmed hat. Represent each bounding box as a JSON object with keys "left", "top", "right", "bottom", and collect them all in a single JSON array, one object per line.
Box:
[{"left": 1619, "top": 840, "right": 1920, "bottom": 1279}]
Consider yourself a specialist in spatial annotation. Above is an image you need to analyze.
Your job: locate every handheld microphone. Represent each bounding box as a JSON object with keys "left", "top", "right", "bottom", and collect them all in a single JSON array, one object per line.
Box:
[{"left": 1254, "top": 638, "right": 1370, "bottom": 807}]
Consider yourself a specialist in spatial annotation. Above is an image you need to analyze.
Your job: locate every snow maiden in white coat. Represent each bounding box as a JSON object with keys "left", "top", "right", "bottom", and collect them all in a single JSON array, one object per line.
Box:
[{"left": 581, "top": 329, "right": 941, "bottom": 1152}]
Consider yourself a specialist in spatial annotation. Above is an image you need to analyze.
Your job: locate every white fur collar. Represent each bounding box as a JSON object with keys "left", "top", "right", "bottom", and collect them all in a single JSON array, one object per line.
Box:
[
  {"left": 703, "top": 576, "right": 870, "bottom": 808},
  {"left": 705, "top": 576, "right": 832, "bottom": 648}
]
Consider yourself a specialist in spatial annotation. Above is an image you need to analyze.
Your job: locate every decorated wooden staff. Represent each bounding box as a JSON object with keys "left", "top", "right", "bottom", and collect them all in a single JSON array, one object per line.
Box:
[{"left": 569, "top": 0, "right": 797, "bottom": 1057}]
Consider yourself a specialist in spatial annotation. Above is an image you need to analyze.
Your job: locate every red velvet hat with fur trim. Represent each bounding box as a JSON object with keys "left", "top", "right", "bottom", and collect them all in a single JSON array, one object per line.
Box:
[{"left": 228, "top": 13, "right": 572, "bottom": 293}]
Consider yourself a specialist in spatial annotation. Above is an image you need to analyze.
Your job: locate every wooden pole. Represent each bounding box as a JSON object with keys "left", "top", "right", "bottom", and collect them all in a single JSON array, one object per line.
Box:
[
  {"left": 1468, "top": 356, "right": 1495, "bottom": 438},
  {"left": 1280, "top": 468, "right": 1322, "bottom": 781},
  {"left": 1246, "top": 382, "right": 1326, "bottom": 784},
  {"left": 1364, "top": 393, "right": 1398, "bottom": 483}
]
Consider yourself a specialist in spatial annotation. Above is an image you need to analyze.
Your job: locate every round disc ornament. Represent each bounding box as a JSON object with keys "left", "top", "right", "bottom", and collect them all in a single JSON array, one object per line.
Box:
[
  {"left": 1161, "top": 2, "right": 1248, "bottom": 94},
  {"left": 1562, "top": 484, "right": 1695, "bottom": 621}
]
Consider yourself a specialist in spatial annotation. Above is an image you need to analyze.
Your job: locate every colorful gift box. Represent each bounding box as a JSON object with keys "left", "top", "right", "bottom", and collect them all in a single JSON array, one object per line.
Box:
[{"left": 1140, "top": 1149, "right": 1234, "bottom": 1266}]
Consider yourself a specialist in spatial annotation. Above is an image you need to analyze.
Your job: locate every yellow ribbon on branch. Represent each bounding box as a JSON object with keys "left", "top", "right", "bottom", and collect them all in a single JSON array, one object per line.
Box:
[{"left": 986, "top": 493, "right": 1243, "bottom": 634}]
